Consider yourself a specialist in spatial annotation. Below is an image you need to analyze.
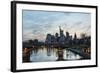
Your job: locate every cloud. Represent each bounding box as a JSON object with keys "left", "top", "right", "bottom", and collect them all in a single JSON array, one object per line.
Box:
[{"left": 22, "top": 10, "right": 91, "bottom": 41}]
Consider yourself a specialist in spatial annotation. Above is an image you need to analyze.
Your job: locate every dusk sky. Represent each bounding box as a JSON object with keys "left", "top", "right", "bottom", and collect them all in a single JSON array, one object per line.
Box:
[{"left": 22, "top": 10, "right": 91, "bottom": 42}]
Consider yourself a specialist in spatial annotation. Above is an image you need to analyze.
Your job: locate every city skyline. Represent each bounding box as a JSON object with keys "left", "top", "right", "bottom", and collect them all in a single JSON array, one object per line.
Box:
[{"left": 22, "top": 10, "right": 91, "bottom": 42}]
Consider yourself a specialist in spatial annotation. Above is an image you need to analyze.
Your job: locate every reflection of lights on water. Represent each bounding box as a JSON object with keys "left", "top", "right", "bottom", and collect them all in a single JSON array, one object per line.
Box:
[
  {"left": 30, "top": 48, "right": 82, "bottom": 62},
  {"left": 23, "top": 48, "right": 29, "bottom": 54},
  {"left": 64, "top": 50, "right": 82, "bottom": 60}
]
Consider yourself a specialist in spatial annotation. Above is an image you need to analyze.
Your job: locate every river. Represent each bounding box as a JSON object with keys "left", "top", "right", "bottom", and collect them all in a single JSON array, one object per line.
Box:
[{"left": 30, "top": 47, "right": 83, "bottom": 62}]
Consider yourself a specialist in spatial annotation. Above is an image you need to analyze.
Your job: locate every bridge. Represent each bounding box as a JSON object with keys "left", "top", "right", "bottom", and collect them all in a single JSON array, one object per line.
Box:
[{"left": 67, "top": 48, "right": 90, "bottom": 59}]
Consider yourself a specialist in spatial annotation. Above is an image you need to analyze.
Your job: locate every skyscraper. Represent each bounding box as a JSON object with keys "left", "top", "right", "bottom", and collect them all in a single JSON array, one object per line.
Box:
[
  {"left": 74, "top": 33, "right": 77, "bottom": 40},
  {"left": 59, "top": 26, "right": 66, "bottom": 45},
  {"left": 59, "top": 26, "right": 64, "bottom": 37},
  {"left": 66, "top": 31, "right": 69, "bottom": 38}
]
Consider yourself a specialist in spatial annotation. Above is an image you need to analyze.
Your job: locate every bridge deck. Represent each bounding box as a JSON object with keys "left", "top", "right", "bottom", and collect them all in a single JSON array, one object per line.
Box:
[{"left": 67, "top": 48, "right": 90, "bottom": 59}]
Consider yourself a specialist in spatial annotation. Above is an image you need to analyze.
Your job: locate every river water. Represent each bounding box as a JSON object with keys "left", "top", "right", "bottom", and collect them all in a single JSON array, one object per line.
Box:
[{"left": 30, "top": 47, "right": 82, "bottom": 62}]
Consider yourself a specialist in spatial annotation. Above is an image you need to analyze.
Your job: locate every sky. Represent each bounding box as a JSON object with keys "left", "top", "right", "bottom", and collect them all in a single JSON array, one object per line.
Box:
[{"left": 22, "top": 10, "right": 91, "bottom": 42}]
